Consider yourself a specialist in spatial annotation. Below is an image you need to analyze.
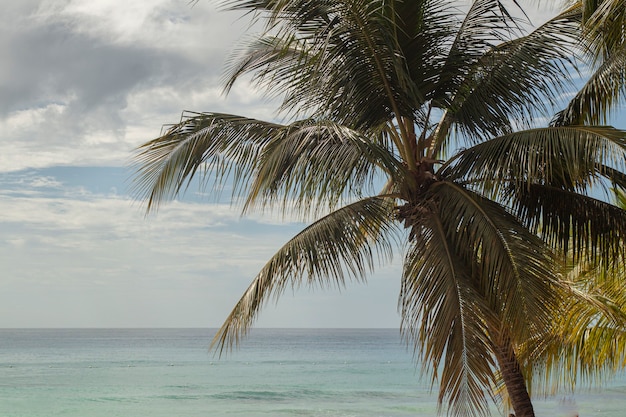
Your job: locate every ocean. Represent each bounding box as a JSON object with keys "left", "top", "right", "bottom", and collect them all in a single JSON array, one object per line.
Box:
[{"left": 0, "top": 328, "right": 624, "bottom": 417}]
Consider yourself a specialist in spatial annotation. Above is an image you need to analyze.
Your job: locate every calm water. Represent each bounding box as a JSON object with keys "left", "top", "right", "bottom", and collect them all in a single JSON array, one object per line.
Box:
[{"left": 0, "top": 328, "right": 624, "bottom": 417}]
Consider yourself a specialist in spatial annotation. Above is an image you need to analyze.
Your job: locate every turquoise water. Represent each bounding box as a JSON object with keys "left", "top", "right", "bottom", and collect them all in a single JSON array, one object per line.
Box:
[{"left": 0, "top": 328, "right": 624, "bottom": 416}]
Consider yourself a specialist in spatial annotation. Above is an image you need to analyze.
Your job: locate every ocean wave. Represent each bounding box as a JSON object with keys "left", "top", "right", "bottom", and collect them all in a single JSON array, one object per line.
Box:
[{"left": 210, "top": 388, "right": 335, "bottom": 402}]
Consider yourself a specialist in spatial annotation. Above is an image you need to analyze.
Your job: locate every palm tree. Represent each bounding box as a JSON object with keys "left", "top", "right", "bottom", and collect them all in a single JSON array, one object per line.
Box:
[{"left": 132, "top": 1, "right": 626, "bottom": 416}]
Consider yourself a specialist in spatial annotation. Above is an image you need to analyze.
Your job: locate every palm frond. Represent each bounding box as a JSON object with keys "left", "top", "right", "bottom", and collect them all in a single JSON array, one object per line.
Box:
[
  {"left": 436, "top": 6, "right": 581, "bottom": 146},
  {"left": 527, "top": 263, "right": 626, "bottom": 394},
  {"left": 552, "top": 44, "right": 626, "bottom": 126},
  {"left": 211, "top": 195, "right": 398, "bottom": 353},
  {"left": 512, "top": 184, "right": 626, "bottom": 265},
  {"left": 440, "top": 126, "right": 626, "bottom": 194},
  {"left": 222, "top": 33, "right": 308, "bottom": 98},
  {"left": 222, "top": 0, "right": 415, "bottom": 129},
  {"left": 582, "top": 0, "right": 626, "bottom": 61},
  {"left": 400, "top": 180, "right": 562, "bottom": 415},
  {"left": 440, "top": 126, "right": 626, "bottom": 263},
  {"left": 131, "top": 112, "right": 282, "bottom": 211},
  {"left": 431, "top": 0, "right": 520, "bottom": 109},
  {"left": 428, "top": 181, "right": 562, "bottom": 342},
  {"left": 243, "top": 119, "right": 404, "bottom": 217},
  {"left": 400, "top": 200, "right": 497, "bottom": 417},
  {"left": 132, "top": 113, "right": 401, "bottom": 217},
  {"left": 392, "top": 0, "right": 457, "bottom": 110}
]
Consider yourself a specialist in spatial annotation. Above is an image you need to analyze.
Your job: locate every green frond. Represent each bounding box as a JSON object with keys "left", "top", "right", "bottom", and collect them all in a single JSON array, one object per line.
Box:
[
  {"left": 132, "top": 113, "right": 401, "bottom": 217},
  {"left": 431, "top": 0, "right": 521, "bottom": 110},
  {"left": 211, "top": 196, "right": 398, "bottom": 353},
  {"left": 131, "top": 112, "right": 282, "bottom": 211},
  {"left": 552, "top": 45, "right": 626, "bottom": 126},
  {"left": 222, "top": 33, "right": 307, "bottom": 98},
  {"left": 243, "top": 119, "right": 404, "bottom": 218},
  {"left": 392, "top": 0, "right": 457, "bottom": 108},
  {"left": 437, "top": 6, "right": 581, "bottom": 145},
  {"left": 440, "top": 125, "right": 626, "bottom": 263},
  {"left": 400, "top": 201, "right": 497, "bottom": 417},
  {"left": 400, "top": 180, "right": 562, "bottom": 416},
  {"left": 222, "top": 0, "right": 421, "bottom": 128},
  {"left": 441, "top": 126, "right": 626, "bottom": 195},
  {"left": 527, "top": 263, "right": 626, "bottom": 394},
  {"left": 428, "top": 182, "right": 562, "bottom": 341},
  {"left": 582, "top": 0, "right": 626, "bottom": 61},
  {"left": 512, "top": 184, "right": 626, "bottom": 265}
]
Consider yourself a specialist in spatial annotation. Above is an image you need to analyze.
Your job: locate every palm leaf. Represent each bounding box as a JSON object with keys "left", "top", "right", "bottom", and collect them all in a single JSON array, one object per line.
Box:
[
  {"left": 400, "top": 201, "right": 497, "bottom": 417},
  {"left": 211, "top": 195, "right": 398, "bottom": 353},
  {"left": 428, "top": 181, "right": 561, "bottom": 341},
  {"left": 527, "top": 263, "right": 626, "bottom": 394},
  {"left": 440, "top": 126, "right": 626, "bottom": 194},
  {"left": 552, "top": 44, "right": 626, "bottom": 126},
  {"left": 512, "top": 184, "right": 626, "bottom": 265},
  {"left": 132, "top": 113, "right": 402, "bottom": 216},
  {"left": 431, "top": 0, "right": 520, "bottom": 109},
  {"left": 392, "top": 0, "right": 457, "bottom": 111},
  {"left": 243, "top": 119, "right": 404, "bottom": 217},
  {"left": 440, "top": 126, "right": 626, "bottom": 263},
  {"left": 132, "top": 112, "right": 281, "bottom": 211},
  {"left": 581, "top": 0, "right": 626, "bottom": 61},
  {"left": 434, "top": 6, "right": 581, "bottom": 147},
  {"left": 222, "top": 0, "right": 416, "bottom": 130},
  {"left": 400, "top": 180, "right": 562, "bottom": 415}
]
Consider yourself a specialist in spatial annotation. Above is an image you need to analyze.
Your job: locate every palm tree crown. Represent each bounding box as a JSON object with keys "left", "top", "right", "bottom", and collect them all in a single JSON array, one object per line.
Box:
[{"left": 133, "top": 1, "right": 626, "bottom": 416}]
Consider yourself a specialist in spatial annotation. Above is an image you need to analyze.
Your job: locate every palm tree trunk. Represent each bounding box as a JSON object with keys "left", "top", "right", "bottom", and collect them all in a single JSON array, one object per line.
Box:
[{"left": 493, "top": 338, "right": 535, "bottom": 417}]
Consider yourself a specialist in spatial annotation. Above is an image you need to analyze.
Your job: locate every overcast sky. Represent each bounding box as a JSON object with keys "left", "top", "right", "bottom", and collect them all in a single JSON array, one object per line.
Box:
[{"left": 1, "top": 0, "right": 622, "bottom": 329}]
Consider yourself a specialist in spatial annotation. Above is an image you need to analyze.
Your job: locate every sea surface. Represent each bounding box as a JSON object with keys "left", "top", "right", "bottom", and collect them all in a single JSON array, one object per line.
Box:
[{"left": 0, "top": 328, "right": 624, "bottom": 417}]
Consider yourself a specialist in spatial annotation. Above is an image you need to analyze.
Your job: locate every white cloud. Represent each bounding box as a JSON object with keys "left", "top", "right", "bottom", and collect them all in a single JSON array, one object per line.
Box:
[{"left": 0, "top": 0, "right": 267, "bottom": 173}]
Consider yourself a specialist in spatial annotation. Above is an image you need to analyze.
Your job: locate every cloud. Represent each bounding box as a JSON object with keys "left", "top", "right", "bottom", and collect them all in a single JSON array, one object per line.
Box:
[{"left": 0, "top": 0, "right": 275, "bottom": 172}]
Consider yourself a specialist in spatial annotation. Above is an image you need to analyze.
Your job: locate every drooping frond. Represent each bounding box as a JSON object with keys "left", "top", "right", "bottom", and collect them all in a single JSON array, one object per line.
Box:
[
  {"left": 581, "top": 0, "right": 626, "bottom": 61},
  {"left": 132, "top": 112, "right": 281, "bottom": 211},
  {"left": 440, "top": 126, "right": 626, "bottom": 263},
  {"left": 211, "top": 195, "right": 398, "bottom": 353},
  {"left": 400, "top": 201, "right": 497, "bottom": 417},
  {"left": 427, "top": 181, "right": 561, "bottom": 341},
  {"left": 512, "top": 184, "right": 626, "bottom": 265},
  {"left": 400, "top": 180, "right": 562, "bottom": 416},
  {"left": 243, "top": 119, "right": 404, "bottom": 217},
  {"left": 132, "top": 113, "right": 399, "bottom": 217},
  {"left": 527, "top": 263, "right": 626, "bottom": 394}
]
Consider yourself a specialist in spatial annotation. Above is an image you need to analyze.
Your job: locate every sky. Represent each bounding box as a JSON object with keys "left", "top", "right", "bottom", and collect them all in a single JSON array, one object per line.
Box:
[{"left": 0, "top": 0, "right": 622, "bottom": 329}]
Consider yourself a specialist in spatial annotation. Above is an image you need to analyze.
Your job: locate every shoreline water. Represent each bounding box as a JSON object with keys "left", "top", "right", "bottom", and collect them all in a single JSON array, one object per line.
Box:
[{"left": 1, "top": 328, "right": 624, "bottom": 417}]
